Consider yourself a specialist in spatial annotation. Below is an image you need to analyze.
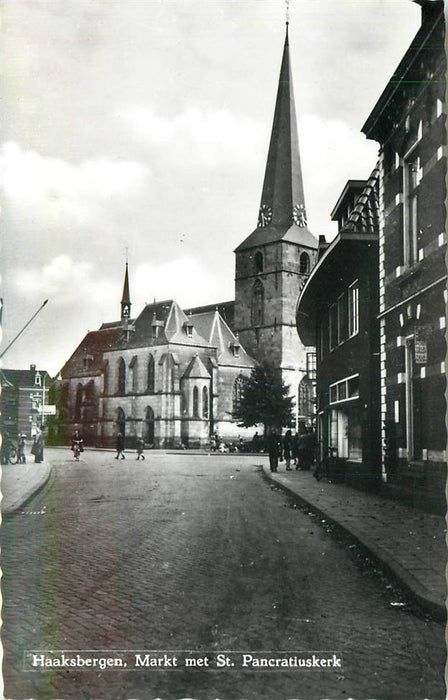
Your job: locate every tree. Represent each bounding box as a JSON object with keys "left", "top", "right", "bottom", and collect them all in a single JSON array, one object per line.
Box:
[{"left": 233, "top": 364, "right": 294, "bottom": 434}]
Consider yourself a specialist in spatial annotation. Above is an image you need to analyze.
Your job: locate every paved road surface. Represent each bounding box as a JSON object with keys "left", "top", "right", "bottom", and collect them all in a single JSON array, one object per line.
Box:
[{"left": 2, "top": 449, "right": 445, "bottom": 699}]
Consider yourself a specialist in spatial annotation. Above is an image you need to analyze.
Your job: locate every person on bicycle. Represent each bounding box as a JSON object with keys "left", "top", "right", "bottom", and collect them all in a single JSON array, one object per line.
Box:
[{"left": 71, "top": 430, "right": 84, "bottom": 461}]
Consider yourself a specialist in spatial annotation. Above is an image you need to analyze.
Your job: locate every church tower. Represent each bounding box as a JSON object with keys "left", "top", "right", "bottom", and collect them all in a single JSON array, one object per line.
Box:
[
  {"left": 120, "top": 262, "right": 131, "bottom": 320},
  {"left": 234, "top": 23, "right": 318, "bottom": 398}
]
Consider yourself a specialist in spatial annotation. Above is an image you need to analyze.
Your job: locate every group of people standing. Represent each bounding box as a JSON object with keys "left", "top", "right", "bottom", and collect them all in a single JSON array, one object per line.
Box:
[{"left": 266, "top": 428, "right": 317, "bottom": 473}]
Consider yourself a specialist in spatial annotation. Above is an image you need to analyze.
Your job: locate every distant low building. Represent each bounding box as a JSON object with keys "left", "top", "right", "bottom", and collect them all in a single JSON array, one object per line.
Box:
[{"left": 0, "top": 364, "right": 50, "bottom": 439}]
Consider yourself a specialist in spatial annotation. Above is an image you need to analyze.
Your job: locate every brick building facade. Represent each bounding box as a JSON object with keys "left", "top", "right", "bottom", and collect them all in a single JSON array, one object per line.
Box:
[{"left": 362, "top": 0, "right": 446, "bottom": 508}]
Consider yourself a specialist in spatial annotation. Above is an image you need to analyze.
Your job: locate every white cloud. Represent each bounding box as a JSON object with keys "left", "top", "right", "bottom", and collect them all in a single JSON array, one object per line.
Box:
[
  {"left": 1, "top": 142, "right": 151, "bottom": 232},
  {"left": 13, "top": 255, "right": 116, "bottom": 306},
  {"left": 125, "top": 106, "right": 264, "bottom": 166}
]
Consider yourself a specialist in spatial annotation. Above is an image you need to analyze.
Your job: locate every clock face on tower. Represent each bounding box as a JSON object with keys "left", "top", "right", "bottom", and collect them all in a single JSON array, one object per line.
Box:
[
  {"left": 293, "top": 203, "right": 307, "bottom": 227},
  {"left": 257, "top": 203, "right": 272, "bottom": 228}
]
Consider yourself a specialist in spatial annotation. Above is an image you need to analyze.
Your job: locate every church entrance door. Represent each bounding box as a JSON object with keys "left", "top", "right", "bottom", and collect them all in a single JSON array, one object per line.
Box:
[{"left": 144, "top": 406, "right": 155, "bottom": 445}]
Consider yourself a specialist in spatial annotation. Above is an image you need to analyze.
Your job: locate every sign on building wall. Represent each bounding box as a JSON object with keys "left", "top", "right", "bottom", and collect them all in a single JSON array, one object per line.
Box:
[{"left": 414, "top": 335, "right": 427, "bottom": 364}]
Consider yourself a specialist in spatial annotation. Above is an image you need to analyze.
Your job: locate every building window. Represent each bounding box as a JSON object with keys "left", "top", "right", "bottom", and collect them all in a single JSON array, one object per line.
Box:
[
  {"left": 251, "top": 280, "right": 264, "bottom": 326},
  {"left": 337, "top": 293, "right": 347, "bottom": 344},
  {"left": 118, "top": 358, "right": 126, "bottom": 395},
  {"left": 193, "top": 386, "right": 199, "bottom": 417},
  {"left": 147, "top": 354, "right": 155, "bottom": 393},
  {"left": 233, "top": 376, "right": 244, "bottom": 412},
  {"left": 202, "top": 386, "right": 209, "bottom": 418},
  {"left": 130, "top": 356, "right": 138, "bottom": 393},
  {"left": 329, "top": 374, "right": 360, "bottom": 405},
  {"left": 348, "top": 282, "right": 359, "bottom": 337},
  {"left": 254, "top": 251, "right": 263, "bottom": 273},
  {"left": 299, "top": 252, "right": 310, "bottom": 274},
  {"left": 403, "top": 153, "right": 419, "bottom": 266},
  {"left": 306, "top": 352, "right": 316, "bottom": 380},
  {"left": 405, "top": 337, "right": 415, "bottom": 459}
]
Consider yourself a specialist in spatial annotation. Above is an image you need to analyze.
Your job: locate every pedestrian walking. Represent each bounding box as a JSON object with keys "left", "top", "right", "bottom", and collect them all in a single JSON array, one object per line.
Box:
[
  {"left": 283, "top": 429, "right": 292, "bottom": 470},
  {"left": 115, "top": 432, "right": 126, "bottom": 459},
  {"left": 136, "top": 436, "right": 145, "bottom": 460},
  {"left": 31, "top": 428, "right": 44, "bottom": 463},
  {"left": 292, "top": 431, "right": 299, "bottom": 467},
  {"left": 266, "top": 430, "right": 282, "bottom": 473},
  {"left": 252, "top": 431, "right": 260, "bottom": 453},
  {"left": 17, "top": 433, "right": 27, "bottom": 463}
]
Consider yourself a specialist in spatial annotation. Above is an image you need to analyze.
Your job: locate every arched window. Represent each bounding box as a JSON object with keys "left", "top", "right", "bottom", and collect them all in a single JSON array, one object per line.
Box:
[
  {"left": 233, "top": 376, "right": 244, "bottom": 412},
  {"left": 251, "top": 279, "right": 264, "bottom": 326},
  {"left": 254, "top": 251, "right": 263, "bottom": 273},
  {"left": 299, "top": 252, "right": 310, "bottom": 274},
  {"left": 118, "top": 358, "right": 126, "bottom": 395},
  {"left": 74, "top": 383, "right": 83, "bottom": 420},
  {"left": 202, "top": 386, "right": 209, "bottom": 418},
  {"left": 193, "top": 386, "right": 199, "bottom": 417},
  {"left": 147, "top": 354, "right": 155, "bottom": 393},
  {"left": 130, "top": 356, "right": 138, "bottom": 393}
]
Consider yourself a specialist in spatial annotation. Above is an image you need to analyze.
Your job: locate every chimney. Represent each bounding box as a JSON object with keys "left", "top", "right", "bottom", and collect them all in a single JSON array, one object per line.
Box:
[{"left": 30, "top": 364, "right": 36, "bottom": 372}]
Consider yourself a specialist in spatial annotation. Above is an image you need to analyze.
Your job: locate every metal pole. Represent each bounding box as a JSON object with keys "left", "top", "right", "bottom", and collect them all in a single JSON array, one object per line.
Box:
[{"left": 0, "top": 299, "right": 48, "bottom": 360}]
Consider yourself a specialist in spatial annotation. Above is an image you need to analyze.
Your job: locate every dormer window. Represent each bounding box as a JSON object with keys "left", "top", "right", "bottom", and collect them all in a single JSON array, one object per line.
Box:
[
  {"left": 230, "top": 336, "right": 241, "bottom": 358},
  {"left": 183, "top": 320, "right": 194, "bottom": 338},
  {"left": 35, "top": 371, "right": 42, "bottom": 386},
  {"left": 83, "top": 354, "right": 94, "bottom": 370},
  {"left": 151, "top": 314, "right": 164, "bottom": 339}
]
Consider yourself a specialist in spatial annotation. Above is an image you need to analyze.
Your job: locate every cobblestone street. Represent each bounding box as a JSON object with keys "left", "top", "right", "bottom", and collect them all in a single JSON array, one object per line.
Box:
[{"left": 2, "top": 449, "right": 445, "bottom": 700}]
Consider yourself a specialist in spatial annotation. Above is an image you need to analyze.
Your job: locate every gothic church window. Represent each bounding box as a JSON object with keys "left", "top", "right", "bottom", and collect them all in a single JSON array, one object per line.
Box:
[
  {"left": 147, "top": 354, "right": 155, "bottom": 393},
  {"left": 202, "top": 386, "right": 209, "bottom": 418},
  {"left": 193, "top": 386, "right": 199, "bottom": 417},
  {"left": 254, "top": 251, "right": 264, "bottom": 273},
  {"left": 299, "top": 252, "right": 310, "bottom": 274},
  {"left": 233, "top": 376, "right": 244, "bottom": 412},
  {"left": 118, "top": 358, "right": 126, "bottom": 395},
  {"left": 74, "top": 384, "right": 83, "bottom": 420},
  {"left": 251, "top": 279, "right": 264, "bottom": 326}
]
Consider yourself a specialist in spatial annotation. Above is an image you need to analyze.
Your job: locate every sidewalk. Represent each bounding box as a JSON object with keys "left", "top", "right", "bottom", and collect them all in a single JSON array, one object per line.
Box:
[
  {"left": 1, "top": 460, "right": 52, "bottom": 515},
  {"left": 263, "top": 464, "right": 446, "bottom": 621}
]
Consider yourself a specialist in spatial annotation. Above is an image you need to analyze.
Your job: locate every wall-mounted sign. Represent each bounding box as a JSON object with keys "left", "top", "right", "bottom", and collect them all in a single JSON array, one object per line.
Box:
[{"left": 414, "top": 339, "right": 427, "bottom": 364}]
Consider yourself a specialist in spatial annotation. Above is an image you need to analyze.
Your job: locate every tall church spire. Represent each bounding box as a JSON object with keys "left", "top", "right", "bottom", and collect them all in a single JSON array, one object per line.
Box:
[
  {"left": 235, "top": 24, "right": 316, "bottom": 252},
  {"left": 120, "top": 262, "right": 131, "bottom": 320}
]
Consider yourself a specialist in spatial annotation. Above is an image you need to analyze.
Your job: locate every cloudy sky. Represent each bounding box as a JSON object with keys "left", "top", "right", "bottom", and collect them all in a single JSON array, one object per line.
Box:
[{"left": 1, "top": 0, "right": 420, "bottom": 375}]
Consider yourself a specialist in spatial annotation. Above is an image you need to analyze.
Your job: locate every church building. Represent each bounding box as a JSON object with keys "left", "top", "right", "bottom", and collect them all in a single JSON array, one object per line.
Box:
[{"left": 59, "top": 24, "right": 318, "bottom": 447}]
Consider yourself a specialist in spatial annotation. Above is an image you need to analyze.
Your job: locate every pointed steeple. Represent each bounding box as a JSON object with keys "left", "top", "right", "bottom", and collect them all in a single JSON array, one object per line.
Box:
[
  {"left": 235, "top": 25, "right": 317, "bottom": 252},
  {"left": 120, "top": 262, "right": 131, "bottom": 320}
]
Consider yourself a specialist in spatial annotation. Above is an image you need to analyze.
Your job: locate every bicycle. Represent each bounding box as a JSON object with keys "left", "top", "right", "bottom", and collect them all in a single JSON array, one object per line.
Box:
[{"left": 313, "top": 446, "right": 344, "bottom": 482}]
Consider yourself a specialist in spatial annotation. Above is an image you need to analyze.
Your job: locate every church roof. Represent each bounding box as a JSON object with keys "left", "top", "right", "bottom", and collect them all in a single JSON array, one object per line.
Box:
[
  {"left": 184, "top": 300, "right": 235, "bottom": 331},
  {"left": 182, "top": 354, "right": 211, "bottom": 379},
  {"left": 190, "top": 310, "right": 255, "bottom": 368},
  {"left": 236, "top": 26, "right": 317, "bottom": 254}
]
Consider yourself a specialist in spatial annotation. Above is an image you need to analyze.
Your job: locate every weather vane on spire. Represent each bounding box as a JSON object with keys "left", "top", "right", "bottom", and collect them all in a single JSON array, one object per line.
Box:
[
  {"left": 125, "top": 246, "right": 129, "bottom": 264},
  {"left": 286, "top": 0, "right": 290, "bottom": 26}
]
